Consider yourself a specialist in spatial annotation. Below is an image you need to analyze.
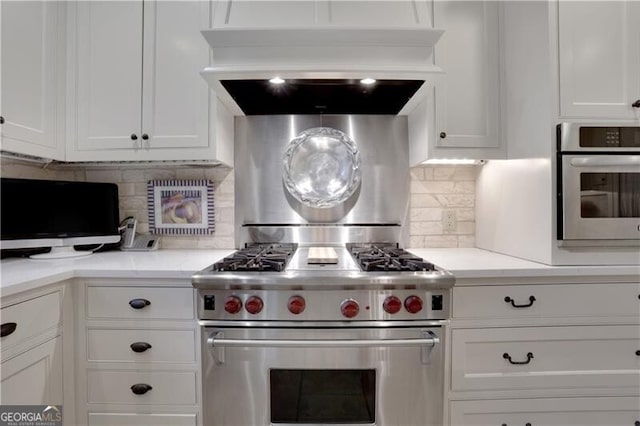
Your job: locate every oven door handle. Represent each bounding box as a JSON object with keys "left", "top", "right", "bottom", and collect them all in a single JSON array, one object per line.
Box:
[
  {"left": 569, "top": 156, "right": 640, "bottom": 167},
  {"left": 208, "top": 331, "right": 439, "bottom": 364}
]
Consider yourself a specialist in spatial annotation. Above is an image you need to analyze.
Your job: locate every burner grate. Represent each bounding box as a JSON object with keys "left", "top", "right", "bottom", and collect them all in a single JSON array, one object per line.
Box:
[
  {"left": 213, "top": 243, "right": 297, "bottom": 272},
  {"left": 348, "top": 243, "right": 435, "bottom": 272}
]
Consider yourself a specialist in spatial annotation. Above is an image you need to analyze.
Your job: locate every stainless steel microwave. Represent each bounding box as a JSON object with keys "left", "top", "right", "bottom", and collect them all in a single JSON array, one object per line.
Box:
[{"left": 557, "top": 123, "right": 640, "bottom": 246}]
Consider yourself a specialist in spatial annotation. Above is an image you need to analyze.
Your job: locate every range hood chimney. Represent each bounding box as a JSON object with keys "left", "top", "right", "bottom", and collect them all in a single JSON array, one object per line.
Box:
[{"left": 200, "top": 27, "right": 444, "bottom": 116}]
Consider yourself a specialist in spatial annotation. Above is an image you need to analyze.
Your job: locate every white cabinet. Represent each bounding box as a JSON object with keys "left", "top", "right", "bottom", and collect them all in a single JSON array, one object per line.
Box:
[
  {"left": 447, "top": 277, "right": 640, "bottom": 425},
  {"left": 409, "top": 1, "right": 504, "bottom": 164},
  {"left": 0, "top": 288, "right": 64, "bottom": 406},
  {"left": 0, "top": 1, "right": 64, "bottom": 160},
  {"left": 558, "top": 1, "right": 640, "bottom": 120},
  {"left": 75, "top": 281, "right": 201, "bottom": 426},
  {"left": 450, "top": 397, "right": 640, "bottom": 426},
  {"left": 68, "top": 1, "right": 233, "bottom": 164},
  {"left": 1, "top": 337, "right": 63, "bottom": 405},
  {"left": 212, "top": 0, "right": 433, "bottom": 27}
]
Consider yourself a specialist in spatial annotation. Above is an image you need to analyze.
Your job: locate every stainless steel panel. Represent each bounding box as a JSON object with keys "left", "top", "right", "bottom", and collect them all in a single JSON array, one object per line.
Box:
[
  {"left": 238, "top": 225, "right": 403, "bottom": 246},
  {"left": 197, "top": 288, "right": 450, "bottom": 321},
  {"left": 202, "top": 326, "right": 444, "bottom": 426},
  {"left": 561, "top": 155, "right": 640, "bottom": 242},
  {"left": 558, "top": 122, "right": 640, "bottom": 152},
  {"left": 234, "top": 115, "right": 410, "bottom": 246}
]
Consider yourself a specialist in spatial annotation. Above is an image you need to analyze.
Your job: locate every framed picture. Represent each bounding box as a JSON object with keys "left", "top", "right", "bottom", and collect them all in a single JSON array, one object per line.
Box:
[{"left": 147, "top": 180, "right": 214, "bottom": 235}]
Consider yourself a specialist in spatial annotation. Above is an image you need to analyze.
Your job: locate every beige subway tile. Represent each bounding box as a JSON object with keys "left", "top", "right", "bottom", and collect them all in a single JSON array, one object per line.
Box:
[
  {"left": 205, "top": 167, "right": 233, "bottom": 182},
  {"left": 410, "top": 208, "right": 442, "bottom": 221},
  {"left": 176, "top": 168, "right": 206, "bottom": 180},
  {"left": 74, "top": 170, "right": 87, "bottom": 181},
  {"left": 433, "top": 167, "right": 455, "bottom": 181},
  {"left": 409, "top": 235, "right": 425, "bottom": 248},
  {"left": 456, "top": 208, "right": 475, "bottom": 221},
  {"left": 117, "top": 182, "right": 136, "bottom": 197},
  {"left": 452, "top": 166, "right": 477, "bottom": 181},
  {"left": 422, "top": 167, "right": 434, "bottom": 180},
  {"left": 120, "top": 196, "right": 147, "bottom": 212},
  {"left": 410, "top": 194, "right": 441, "bottom": 208},
  {"left": 144, "top": 169, "right": 176, "bottom": 181},
  {"left": 213, "top": 222, "right": 234, "bottom": 236},
  {"left": 410, "top": 221, "right": 443, "bottom": 235},
  {"left": 453, "top": 181, "right": 475, "bottom": 194},
  {"left": 214, "top": 207, "right": 234, "bottom": 223},
  {"left": 54, "top": 169, "right": 76, "bottom": 181},
  {"left": 86, "top": 169, "right": 122, "bottom": 183},
  {"left": 133, "top": 182, "right": 148, "bottom": 196},
  {"left": 424, "top": 235, "right": 458, "bottom": 248},
  {"left": 458, "top": 235, "right": 476, "bottom": 247},
  {"left": 136, "top": 222, "right": 150, "bottom": 233},
  {"left": 197, "top": 237, "right": 235, "bottom": 249},
  {"left": 214, "top": 195, "right": 234, "bottom": 208},
  {"left": 160, "top": 236, "right": 198, "bottom": 249},
  {"left": 410, "top": 180, "right": 455, "bottom": 194},
  {"left": 455, "top": 221, "right": 475, "bottom": 235},
  {"left": 122, "top": 169, "right": 146, "bottom": 182},
  {"left": 409, "top": 167, "right": 425, "bottom": 181},
  {"left": 436, "top": 194, "right": 474, "bottom": 207},
  {"left": 217, "top": 179, "right": 234, "bottom": 194}
]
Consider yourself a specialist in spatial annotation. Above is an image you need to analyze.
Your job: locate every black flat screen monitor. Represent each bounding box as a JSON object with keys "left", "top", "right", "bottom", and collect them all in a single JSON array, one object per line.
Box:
[{"left": 1, "top": 178, "right": 121, "bottom": 258}]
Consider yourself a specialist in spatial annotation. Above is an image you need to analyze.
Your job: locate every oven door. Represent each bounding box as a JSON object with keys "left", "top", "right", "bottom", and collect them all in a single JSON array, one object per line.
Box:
[
  {"left": 560, "top": 155, "right": 640, "bottom": 243},
  {"left": 202, "top": 326, "right": 444, "bottom": 426}
]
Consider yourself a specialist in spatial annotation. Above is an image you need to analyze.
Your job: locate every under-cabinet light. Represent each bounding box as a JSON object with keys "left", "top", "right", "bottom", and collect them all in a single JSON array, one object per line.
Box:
[
  {"left": 269, "top": 77, "right": 285, "bottom": 85},
  {"left": 360, "top": 78, "right": 376, "bottom": 85},
  {"left": 422, "top": 159, "right": 485, "bottom": 165}
]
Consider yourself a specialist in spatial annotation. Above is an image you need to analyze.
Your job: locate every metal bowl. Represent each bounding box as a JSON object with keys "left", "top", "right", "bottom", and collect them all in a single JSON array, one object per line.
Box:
[{"left": 283, "top": 127, "right": 361, "bottom": 208}]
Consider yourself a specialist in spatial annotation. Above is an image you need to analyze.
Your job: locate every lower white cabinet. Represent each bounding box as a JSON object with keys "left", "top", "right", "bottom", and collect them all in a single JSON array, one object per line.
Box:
[
  {"left": 76, "top": 280, "right": 201, "bottom": 426},
  {"left": 448, "top": 277, "right": 640, "bottom": 425},
  {"left": 88, "top": 413, "right": 196, "bottom": 426},
  {"left": 450, "top": 396, "right": 640, "bottom": 426},
  {"left": 1, "top": 336, "right": 63, "bottom": 405}
]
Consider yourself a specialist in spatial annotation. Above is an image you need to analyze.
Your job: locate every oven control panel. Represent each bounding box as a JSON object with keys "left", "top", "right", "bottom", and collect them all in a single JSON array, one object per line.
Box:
[{"left": 198, "top": 289, "right": 450, "bottom": 321}]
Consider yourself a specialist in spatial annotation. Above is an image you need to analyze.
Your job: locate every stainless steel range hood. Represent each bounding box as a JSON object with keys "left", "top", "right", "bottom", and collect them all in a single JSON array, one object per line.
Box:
[{"left": 200, "top": 27, "right": 444, "bottom": 116}]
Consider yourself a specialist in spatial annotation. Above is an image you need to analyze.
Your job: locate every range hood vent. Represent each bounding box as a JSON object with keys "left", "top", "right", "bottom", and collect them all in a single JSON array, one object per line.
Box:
[{"left": 200, "top": 27, "right": 444, "bottom": 116}]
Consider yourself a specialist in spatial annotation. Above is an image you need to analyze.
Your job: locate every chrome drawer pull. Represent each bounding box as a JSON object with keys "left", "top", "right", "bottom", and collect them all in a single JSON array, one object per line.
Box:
[
  {"left": 129, "top": 298, "right": 151, "bottom": 309},
  {"left": 1, "top": 322, "right": 17, "bottom": 338},
  {"left": 130, "top": 383, "right": 152, "bottom": 395},
  {"left": 130, "top": 342, "right": 152, "bottom": 353},
  {"left": 501, "top": 423, "right": 531, "bottom": 426},
  {"left": 504, "top": 295, "right": 536, "bottom": 308},
  {"left": 503, "top": 352, "right": 534, "bottom": 365}
]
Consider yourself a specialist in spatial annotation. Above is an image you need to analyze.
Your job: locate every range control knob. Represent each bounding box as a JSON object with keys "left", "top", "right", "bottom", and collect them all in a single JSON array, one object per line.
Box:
[
  {"left": 287, "top": 295, "right": 306, "bottom": 315},
  {"left": 341, "top": 299, "right": 360, "bottom": 318},
  {"left": 404, "top": 295, "right": 423, "bottom": 314},
  {"left": 383, "top": 296, "right": 402, "bottom": 314},
  {"left": 224, "top": 296, "right": 243, "bottom": 314},
  {"left": 245, "top": 296, "right": 264, "bottom": 314}
]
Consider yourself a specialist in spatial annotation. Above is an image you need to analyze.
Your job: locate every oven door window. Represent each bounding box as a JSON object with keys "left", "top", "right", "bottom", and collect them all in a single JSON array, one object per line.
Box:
[
  {"left": 270, "top": 369, "right": 375, "bottom": 424},
  {"left": 580, "top": 172, "right": 640, "bottom": 218}
]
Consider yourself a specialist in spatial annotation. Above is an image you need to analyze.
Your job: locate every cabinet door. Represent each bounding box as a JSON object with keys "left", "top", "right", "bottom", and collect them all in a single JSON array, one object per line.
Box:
[
  {"left": 0, "top": 337, "right": 62, "bottom": 405},
  {"left": 433, "top": 1, "right": 500, "bottom": 150},
  {"left": 75, "top": 1, "right": 143, "bottom": 152},
  {"left": 141, "top": 1, "right": 209, "bottom": 150},
  {"left": 212, "top": 1, "right": 318, "bottom": 26},
  {"left": 0, "top": 1, "right": 59, "bottom": 159},
  {"left": 450, "top": 397, "right": 640, "bottom": 426},
  {"left": 558, "top": 1, "right": 640, "bottom": 120},
  {"left": 327, "top": 1, "right": 433, "bottom": 27}
]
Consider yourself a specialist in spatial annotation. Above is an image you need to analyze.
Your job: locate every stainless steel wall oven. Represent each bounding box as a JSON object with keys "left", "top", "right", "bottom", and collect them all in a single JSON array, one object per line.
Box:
[{"left": 557, "top": 123, "right": 640, "bottom": 246}]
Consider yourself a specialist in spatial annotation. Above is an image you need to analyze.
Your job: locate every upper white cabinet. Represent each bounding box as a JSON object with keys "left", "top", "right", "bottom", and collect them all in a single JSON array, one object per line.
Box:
[
  {"left": 0, "top": 1, "right": 64, "bottom": 160},
  {"left": 433, "top": 1, "right": 501, "bottom": 152},
  {"left": 212, "top": 0, "right": 433, "bottom": 27},
  {"left": 557, "top": 1, "right": 640, "bottom": 120},
  {"left": 67, "top": 0, "right": 233, "bottom": 164},
  {"left": 409, "top": 1, "right": 504, "bottom": 164}
]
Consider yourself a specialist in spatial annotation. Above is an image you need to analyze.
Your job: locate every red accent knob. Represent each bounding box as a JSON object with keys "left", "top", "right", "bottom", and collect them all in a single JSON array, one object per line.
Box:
[
  {"left": 224, "top": 296, "right": 242, "bottom": 314},
  {"left": 341, "top": 299, "right": 360, "bottom": 318},
  {"left": 404, "top": 295, "right": 423, "bottom": 314},
  {"left": 383, "top": 296, "right": 402, "bottom": 314},
  {"left": 287, "top": 295, "right": 306, "bottom": 315},
  {"left": 245, "top": 296, "right": 264, "bottom": 314}
]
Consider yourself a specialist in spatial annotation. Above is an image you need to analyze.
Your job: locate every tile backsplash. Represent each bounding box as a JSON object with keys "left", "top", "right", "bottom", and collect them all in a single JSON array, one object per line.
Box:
[{"left": 1, "top": 160, "right": 476, "bottom": 249}]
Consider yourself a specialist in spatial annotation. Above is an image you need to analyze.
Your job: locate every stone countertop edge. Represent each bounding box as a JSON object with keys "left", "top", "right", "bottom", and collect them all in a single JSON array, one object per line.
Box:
[{"left": 1, "top": 248, "right": 639, "bottom": 299}]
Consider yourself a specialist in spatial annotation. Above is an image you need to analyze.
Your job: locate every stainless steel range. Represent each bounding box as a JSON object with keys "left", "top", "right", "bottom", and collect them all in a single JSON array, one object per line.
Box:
[{"left": 193, "top": 115, "right": 455, "bottom": 426}]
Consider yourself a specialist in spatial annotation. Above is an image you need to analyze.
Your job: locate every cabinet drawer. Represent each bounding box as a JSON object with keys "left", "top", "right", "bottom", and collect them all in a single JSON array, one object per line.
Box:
[
  {"left": 453, "top": 283, "right": 640, "bottom": 319},
  {"left": 88, "top": 412, "right": 196, "bottom": 426},
  {"left": 87, "top": 329, "right": 196, "bottom": 363},
  {"left": 450, "top": 396, "right": 640, "bottom": 426},
  {"left": 451, "top": 325, "right": 640, "bottom": 392},
  {"left": 1, "top": 291, "right": 61, "bottom": 351},
  {"left": 86, "top": 287, "right": 194, "bottom": 320},
  {"left": 87, "top": 370, "right": 197, "bottom": 405}
]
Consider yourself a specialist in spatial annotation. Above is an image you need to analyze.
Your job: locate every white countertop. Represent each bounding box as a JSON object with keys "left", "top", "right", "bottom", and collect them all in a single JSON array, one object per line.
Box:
[{"left": 1, "top": 248, "right": 638, "bottom": 299}]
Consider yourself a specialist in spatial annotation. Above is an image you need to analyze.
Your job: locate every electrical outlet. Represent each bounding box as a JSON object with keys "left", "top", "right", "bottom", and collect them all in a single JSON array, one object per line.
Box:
[{"left": 443, "top": 210, "right": 457, "bottom": 233}]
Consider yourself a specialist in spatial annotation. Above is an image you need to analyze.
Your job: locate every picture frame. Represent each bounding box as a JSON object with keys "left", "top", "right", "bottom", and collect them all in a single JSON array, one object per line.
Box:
[{"left": 147, "top": 180, "right": 214, "bottom": 235}]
